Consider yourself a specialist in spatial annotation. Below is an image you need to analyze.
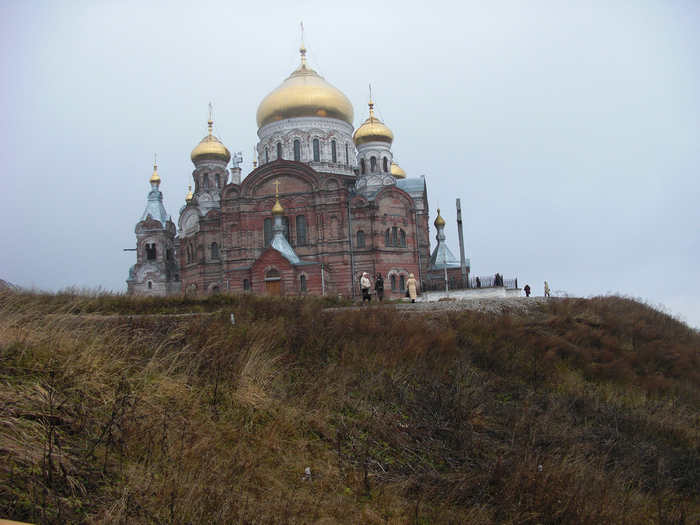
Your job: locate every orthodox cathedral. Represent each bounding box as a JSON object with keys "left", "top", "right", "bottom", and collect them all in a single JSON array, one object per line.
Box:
[{"left": 127, "top": 44, "right": 467, "bottom": 298}]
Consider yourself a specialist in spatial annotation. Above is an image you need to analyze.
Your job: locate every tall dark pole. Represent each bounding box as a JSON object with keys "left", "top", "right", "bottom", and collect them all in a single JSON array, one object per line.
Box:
[{"left": 456, "top": 199, "right": 468, "bottom": 284}]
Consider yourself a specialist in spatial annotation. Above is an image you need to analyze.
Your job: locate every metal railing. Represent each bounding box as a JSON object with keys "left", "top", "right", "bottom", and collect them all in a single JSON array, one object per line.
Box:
[{"left": 421, "top": 276, "right": 518, "bottom": 292}]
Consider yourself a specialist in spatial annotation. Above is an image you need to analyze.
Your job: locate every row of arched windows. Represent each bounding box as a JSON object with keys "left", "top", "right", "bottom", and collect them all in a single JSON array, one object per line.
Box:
[
  {"left": 355, "top": 228, "right": 407, "bottom": 248},
  {"left": 265, "top": 139, "right": 351, "bottom": 165},
  {"left": 360, "top": 156, "right": 390, "bottom": 175},
  {"left": 195, "top": 172, "right": 222, "bottom": 191}
]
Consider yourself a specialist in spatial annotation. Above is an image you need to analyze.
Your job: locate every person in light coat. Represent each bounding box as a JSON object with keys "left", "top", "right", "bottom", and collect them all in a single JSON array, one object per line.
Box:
[
  {"left": 360, "top": 272, "right": 372, "bottom": 303},
  {"left": 406, "top": 273, "right": 417, "bottom": 303},
  {"left": 544, "top": 281, "right": 551, "bottom": 297}
]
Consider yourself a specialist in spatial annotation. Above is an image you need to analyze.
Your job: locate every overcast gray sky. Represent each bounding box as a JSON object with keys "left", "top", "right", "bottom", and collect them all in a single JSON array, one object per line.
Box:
[{"left": 1, "top": 1, "right": 698, "bottom": 327}]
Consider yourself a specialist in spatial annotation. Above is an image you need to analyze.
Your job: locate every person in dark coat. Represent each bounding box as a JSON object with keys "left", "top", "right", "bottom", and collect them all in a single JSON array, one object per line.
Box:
[
  {"left": 374, "top": 273, "right": 384, "bottom": 301},
  {"left": 524, "top": 284, "right": 531, "bottom": 297}
]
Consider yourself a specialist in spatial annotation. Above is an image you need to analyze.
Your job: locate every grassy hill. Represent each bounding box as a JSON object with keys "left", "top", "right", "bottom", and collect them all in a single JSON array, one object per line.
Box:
[{"left": 1, "top": 291, "right": 698, "bottom": 524}]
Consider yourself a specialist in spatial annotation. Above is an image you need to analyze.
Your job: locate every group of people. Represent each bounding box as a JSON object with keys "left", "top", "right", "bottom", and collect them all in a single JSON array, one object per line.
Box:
[
  {"left": 523, "top": 281, "right": 550, "bottom": 297},
  {"left": 360, "top": 272, "right": 417, "bottom": 304}
]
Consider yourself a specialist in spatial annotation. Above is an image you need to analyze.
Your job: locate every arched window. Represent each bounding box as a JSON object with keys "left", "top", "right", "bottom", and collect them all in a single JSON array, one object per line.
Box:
[
  {"left": 360, "top": 159, "right": 366, "bottom": 175},
  {"left": 202, "top": 174, "right": 209, "bottom": 189},
  {"left": 383, "top": 157, "right": 389, "bottom": 172},
  {"left": 174, "top": 274, "right": 179, "bottom": 282},
  {"left": 384, "top": 227, "right": 406, "bottom": 247},
  {"left": 147, "top": 281, "right": 152, "bottom": 290},
  {"left": 243, "top": 279, "right": 250, "bottom": 291},
  {"left": 313, "top": 139, "right": 320, "bottom": 162},
  {"left": 391, "top": 275, "right": 397, "bottom": 291},
  {"left": 215, "top": 174, "right": 220, "bottom": 188},
  {"left": 265, "top": 147, "right": 269, "bottom": 164},
  {"left": 146, "top": 243, "right": 156, "bottom": 261},
  {"left": 300, "top": 275, "right": 307, "bottom": 293},
  {"left": 400, "top": 275, "right": 406, "bottom": 291},
  {"left": 276, "top": 142, "right": 282, "bottom": 160},
  {"left": 345, "top": 144, "right": 349, "bottom": 165},
  {"left": 356, "top": 229, "right": 365, "bottom": 248},
  {"left": 266, "top": 269, "right": 280, "bottom": 279},
  {"left": 296, "top": 215, "right": 307, "bottom": 245},
  {"left": 212, "top": 286, "right": 220, "bottom": 295},
  {"left": 399, "top": 229, "right": 406, "bottom": 246},
  {"left": 331, "top": 140, "right": 337, "bottom": 163},
  {"left": 370, "top": 157, "right": 377, "bottom": 172},
  {"left": 264, "top": 218, "right": 273, "bottom": 246},
  {"left": 293, "top": 139, "right": 301, "bottom": 162},
  {"left": 211, "top": 242, "right": 219, "bottom": 259}
]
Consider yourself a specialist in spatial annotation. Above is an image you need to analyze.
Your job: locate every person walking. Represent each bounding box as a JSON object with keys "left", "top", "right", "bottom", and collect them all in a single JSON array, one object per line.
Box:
[
  {"left": 406, "top": 273, "right": 417, "bottom": 303},
  {"left": 544, "top": 281, "right": 550, "bottom": 297},
  {"left": 524, "top": 284, "right": 531, "bottom": 297},
  {"left": 361, "top": 272, "right": 372, "bottom": 303},
  {"left": 374, "top": 273, "right": 384, "bottom": 301}
]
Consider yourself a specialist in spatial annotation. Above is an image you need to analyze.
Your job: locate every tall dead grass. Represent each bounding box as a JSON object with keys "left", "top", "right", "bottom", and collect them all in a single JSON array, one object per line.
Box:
[{"left": 0, "top": 290, "right": 698, "bottom": 524}]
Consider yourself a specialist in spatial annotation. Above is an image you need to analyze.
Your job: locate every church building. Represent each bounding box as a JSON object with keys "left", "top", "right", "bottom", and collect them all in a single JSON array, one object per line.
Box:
[{"left": 128, "top": 43, "right": 468, "bottom": 298}]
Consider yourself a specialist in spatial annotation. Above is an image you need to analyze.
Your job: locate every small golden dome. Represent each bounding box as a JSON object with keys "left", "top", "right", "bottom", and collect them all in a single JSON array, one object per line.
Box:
[
  {"left": 434, "top": 208, "right": 446, "bottom": 228},
  {"left": 256, "top": 46, "right": 354, "bottom": 128},
  {"left": 185, "top": 185, "right": 193, "bottom": 203},
  {"left": 149, "top": 163, "right": 161, "bottom": 185},
  {"left": 191, "top": 118, "right": 231, "bottom": 164},
  {"left": 353, "top": 100, "right": 394, "bottom": 147},
  {"left": 271, "top": 198, "right": 284, "bottom": 216},
  {"left": 390, "top": 160, "right": 406, "bottom": 179}
]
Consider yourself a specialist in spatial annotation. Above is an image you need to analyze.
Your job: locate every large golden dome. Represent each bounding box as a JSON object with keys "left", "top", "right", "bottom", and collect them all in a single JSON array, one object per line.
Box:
[
  {"left": 353, "top": 100, "right": 394, "bottom": 146},
  {"left": 256, "top": 45, "right": 354, "bottom": 128},
  {"left": 191, "top": 118, "right": 231, "bottom": 164}
]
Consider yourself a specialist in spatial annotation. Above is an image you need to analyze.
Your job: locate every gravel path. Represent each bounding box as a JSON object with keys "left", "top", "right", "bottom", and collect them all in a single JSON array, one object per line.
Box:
[{"left": 392, "top": 297, "right": 552, "bottom": 316}]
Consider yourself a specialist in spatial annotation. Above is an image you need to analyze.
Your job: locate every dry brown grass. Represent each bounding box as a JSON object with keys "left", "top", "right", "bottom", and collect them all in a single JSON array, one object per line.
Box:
[{"left": 0, "top": 290, "right": 698, "bottom": 524}]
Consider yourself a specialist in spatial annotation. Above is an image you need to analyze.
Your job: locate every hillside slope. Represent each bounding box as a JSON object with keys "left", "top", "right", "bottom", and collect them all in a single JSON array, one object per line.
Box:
[{"left": 1, "top": 292, "right": 698, "bottom": 524}]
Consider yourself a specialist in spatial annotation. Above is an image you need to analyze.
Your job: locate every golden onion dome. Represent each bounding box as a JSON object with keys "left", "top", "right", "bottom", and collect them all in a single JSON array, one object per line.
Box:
[
  {"left": 434, "top": 209, "right": 446, "bottom": 228},
  {"left": 353, "top": 100, "right": 394, "bottom": 147},
  {"left": 185, "top": 185, "right": 193, "bottom": 203},
  {"left": 256, "top": 45, "right": 354, "bottom": 128},
  {"left": 271, "top": 198, "right": 284, "bottom": 216},
  {"left": 149, "top": 163, "right": 161, "bottom": 185},
  {"left": 190, "top": 118, "right": 231, "bottom": 164},
  {"left": 390, "top": 160, "right": 406, "bottom": 179}
]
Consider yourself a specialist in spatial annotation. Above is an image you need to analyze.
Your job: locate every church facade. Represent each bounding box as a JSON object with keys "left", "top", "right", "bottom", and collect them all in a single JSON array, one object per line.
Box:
[{"left": 128, "top": 44, "right": 467, "bottom": 298}]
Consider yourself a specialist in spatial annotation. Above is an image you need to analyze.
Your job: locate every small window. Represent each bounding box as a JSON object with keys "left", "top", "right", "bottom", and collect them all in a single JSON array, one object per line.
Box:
[
  {"left": 331, "top": 140, "right": 337, "bottom": 163},
  {"left": 283, "top": 216, "right": 290, "bottom": 242},
  {"left": 399, "top": 229, "right": 406, "bottom": 246},
  {"left": 276, "top": 142, "right": 282, "bottom": 160},
  {"left": 296, "top": 215, "right": 307, "bottom": 245},
  {"left": 266, "top": 269, "right": 280, "bottom": 280},
  {"left": 392, "top": 227, "right": 398, "bottom": 246},
  {"left": 313, "top": 139, "right": 320, "bottom": 162},
  {"left": 146, "top": 243, "right": 156, "bottom": 261},
  {"left": 202, "top": 174, "right": 209, "bottom": 189},
  {"left": 264, "top": 218, "right": 273, "bottom": 246},
  {"left": 293, "top": 139, "right": 301, "bottom": 162},
  {"left": 212, "top": 286, "right": 220, "bottom": 295},
  {"left": 357, "top": 229, "right": 365, "bottom": 248},
  {"left": 243, "top": 279, "right": 250, "bottom": 291},
  {"left": 391, "top": 275, "right": 397, "bottom": 291},
  {"left": 300, "top": 275, "right": 307, "bottom": 293},
  {"left": 215, "top": 174, "right": 220, "bottom": 188},
  {"left": 147, "top": 281, "right": 152, "bottom": 290},
  {"left": 400, "top": 275, "right": 405, "bottom": 291},
  {"left": 174, "top": 274, "right": 179, "bottom": 282},
  {"left": 211, "top": 242, "right": 219, "bottom": 259},
  {"left": 370, "top": 157, "right": 376, "bottom": 172},
  {"left": 166, "top": 248, "right": 173, "bottom": 261},
  {"left": 345, "top": 144, "right": 349, "bottom": 165},
  {"left": 383, "top": 157, "right": 388, "bottom": 172},
  {"left": 360, "top": 159, "right": 366, "bottom": 175}
]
